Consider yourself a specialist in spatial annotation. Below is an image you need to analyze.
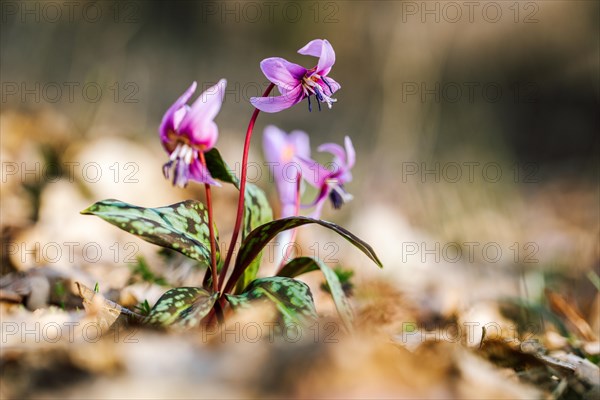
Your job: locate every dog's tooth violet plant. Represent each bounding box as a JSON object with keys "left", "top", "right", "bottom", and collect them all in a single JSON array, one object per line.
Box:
[{"left": 81, "top": 39, "right": 381, "bottom": 334}]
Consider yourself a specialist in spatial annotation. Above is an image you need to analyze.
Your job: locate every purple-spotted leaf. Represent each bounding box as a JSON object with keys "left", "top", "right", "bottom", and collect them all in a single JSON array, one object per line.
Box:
[
  {"left": 144, "top": 287, "right": 217, "bottom": 329},
  {"left": 81, "top": 199, "right": 219, "bottom": 268},
  {"left": 278, "top": 257, "right": 354, "bottom": 332},
  {"left": 225, "top": 276, "right": 317, "bottom": 327},
  {"left": 227, "top": 217, "right": 382, "bottom": 292}
]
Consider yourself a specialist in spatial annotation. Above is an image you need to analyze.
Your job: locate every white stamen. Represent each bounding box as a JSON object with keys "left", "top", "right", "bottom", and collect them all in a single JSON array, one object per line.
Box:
[{"left": 170, "top": 143, "right": 183, "bottom": 161}]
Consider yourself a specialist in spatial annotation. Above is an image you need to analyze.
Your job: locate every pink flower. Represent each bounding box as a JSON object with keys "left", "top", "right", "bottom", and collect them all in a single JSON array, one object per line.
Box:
[
  {"left": 262, "top": 125, "right": 310, "bottom": 218},
  {"left": 299, "top": 136, "right": 355, "bottom": 218},
  {"left": 250, "top": 39, "right": 340, "bottom": 113},
  {"left": 160, "top": 80, "right": 227, "bottom": 187}
]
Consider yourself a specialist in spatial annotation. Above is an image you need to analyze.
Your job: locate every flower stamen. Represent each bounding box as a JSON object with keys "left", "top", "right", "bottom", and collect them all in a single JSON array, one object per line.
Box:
[{"left": 162, "top": 142, "right": 198, "bottom": 188}]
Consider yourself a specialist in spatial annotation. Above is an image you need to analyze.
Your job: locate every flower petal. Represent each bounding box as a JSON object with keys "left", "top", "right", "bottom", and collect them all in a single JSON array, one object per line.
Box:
[
  {"left": 298, "top": 39, "right": 336, "bottom": 76},
  {"left": 250, "top": 85, "right": 304, "bottom": 113},
  {"left": 159, "top": 81, "right": 197, "bottom": 142},
  {"left": 289, "top": 130, "right": 311, "bottom": 159},
  {"left": 189, "top": 159, "right": 220, "bottom": 186},
  {"left": 321, "top": 76, "right": 341, "bottom": 96},
  {"left": 260, "top": 57, "right": 305, "bottom": 90},
  {"left": 297, "top": 156, "right": 331, "bottom": 188},
  {"left": 344, "top": 136, "right": 356, "bottom": 169},
  {"left": 317, "top": 142, "right": 346, "bottom": 167},
  {"left": 309, "top": 198, "right": 327, "bottom": 219},
  {"left": 179, "top": 79, "right": 226, "bottom": 143},
  {"left": 262, "top": 125, "right": 287, "bottom": 164},
  {"left": 192, "top": 121, "right": 219, "bottom": 149}
]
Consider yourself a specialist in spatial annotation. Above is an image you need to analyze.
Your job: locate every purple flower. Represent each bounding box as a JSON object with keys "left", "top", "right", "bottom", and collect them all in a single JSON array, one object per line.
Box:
[
  {"left": 299, "top": 136, "right": 355, "bottom": 218},
  {"left": 262, "top": 125, "right": 310, "bottom": 218},
  {"left": 250, "top": 39, "right": 340, "bottom": 113},
  {"left": 160, "top": 79, "right": 227, "bottom": 187}
]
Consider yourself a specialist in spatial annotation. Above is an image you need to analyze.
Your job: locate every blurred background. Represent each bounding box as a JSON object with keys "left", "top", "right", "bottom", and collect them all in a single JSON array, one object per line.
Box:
[{"left": 1, "top": 1, "right": 599, "bottom": 398}]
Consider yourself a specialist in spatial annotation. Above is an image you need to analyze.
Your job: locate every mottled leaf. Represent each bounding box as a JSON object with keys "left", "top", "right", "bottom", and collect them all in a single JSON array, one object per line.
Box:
[
  {"left": 81, "top": 199, "right": 219, "bottom": 267},
  {"left": 226, "top": 277, "right": 317, "bottom": 327},
  {"left": 144, "top": 287, "right": 217, "bottom": 329},
  {"left": 278, "top": 257, "right": 354, "bottom": 332},
  {"left": 227, "top": 217, "right": 382, "bottom": 292},
  {"left": 236, "top": 183, "right": 273, "bottom": 292},
  {"left": 242, "top": 183, "right": 273, "bottom": 240},
  {"left": 204, "top": 148, "right": 239, "bottom": 187}
]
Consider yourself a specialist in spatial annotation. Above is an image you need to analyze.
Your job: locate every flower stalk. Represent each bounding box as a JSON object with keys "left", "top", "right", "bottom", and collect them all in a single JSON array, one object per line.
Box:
[
  {"left": 198, "top": 151, "right": 219, "bottom": 294},
  {"left": 218, "top": 83, "right": 275, "bottom": 293}
]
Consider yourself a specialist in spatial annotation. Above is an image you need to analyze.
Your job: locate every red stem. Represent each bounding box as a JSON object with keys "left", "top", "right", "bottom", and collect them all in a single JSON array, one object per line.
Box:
[
  {"left": 218, "top": 83, "right": 275, "bottom": 293},
  {"left": 198, "top": 151, "right": 219, "bottom": 294}
]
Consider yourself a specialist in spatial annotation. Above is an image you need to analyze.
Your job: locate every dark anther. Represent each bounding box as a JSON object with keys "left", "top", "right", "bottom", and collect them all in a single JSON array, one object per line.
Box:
[{"left": 329, "top": 188, "right": 344, "bottom": 209}]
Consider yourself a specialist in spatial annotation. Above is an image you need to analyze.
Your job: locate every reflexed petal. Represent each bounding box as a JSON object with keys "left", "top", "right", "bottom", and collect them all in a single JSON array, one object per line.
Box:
[
  {"left": 250, "top": 85, "right": 304, "bottom": 113},
  {"left": 172, "top": 105, "right": 190, "bottom": 131},
  {"left": 289, "top": 130, "right": 311, "bottom": 159},
  {"left": 297, "top": 39, "right": 328, "bottom": 58},
  {"left": 179, "top": 79, "right": 226, "bottom": 143},
  {"left": 260, "top": 57, "right": 305, "bottom": 89},
  {"left": 344, "top": 136, "right": 356, "bottom": 169},
  {"left": 297, "top": 156, "right": 331, "bottom": 188},
  {"left": 159, "top": 81, "right": 197, "bottom": 142},
  {"left": 317, "top": 142, "right": 346, "bottom": 167},
  {"left": 321, "top": 76, "right": 341, "bottom": 95},
  {"left": 189, "top": 159, "right": 220, "bottom": 186},
  {"left": 298, "top": 39, "right": 336, "bottom": 76}
]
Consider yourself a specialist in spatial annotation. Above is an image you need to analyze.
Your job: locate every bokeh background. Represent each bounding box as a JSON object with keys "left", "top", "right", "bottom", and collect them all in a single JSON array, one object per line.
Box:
[{"left": 1, "top": 1, "right": 599, "bottom": 398}]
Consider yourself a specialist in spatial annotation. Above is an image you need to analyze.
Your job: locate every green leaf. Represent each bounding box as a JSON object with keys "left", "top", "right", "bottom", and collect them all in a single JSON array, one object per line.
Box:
[
  {"left": 228, "top": 217, "right": 382, "bottom": 291},
  {"left": 278, "top": 257, "right": 354, "bottom": 332},
  {"left": 204, "top": 148, "right": 239, "bottom": 187},
  {"left": 236, "top": 183, "right": 274, "bottom": 292},
  {"left": 243, "top": 183, "right": 273, "bottom": 240},
  {"left": 144, "top": 287, "right": 217, "bottom": 329},
  {"left": 81, "top": 199, "right": 219, "bottom": 267},
  {"left": 225, "top": 277, "right": 317, "bottom": 327}
]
